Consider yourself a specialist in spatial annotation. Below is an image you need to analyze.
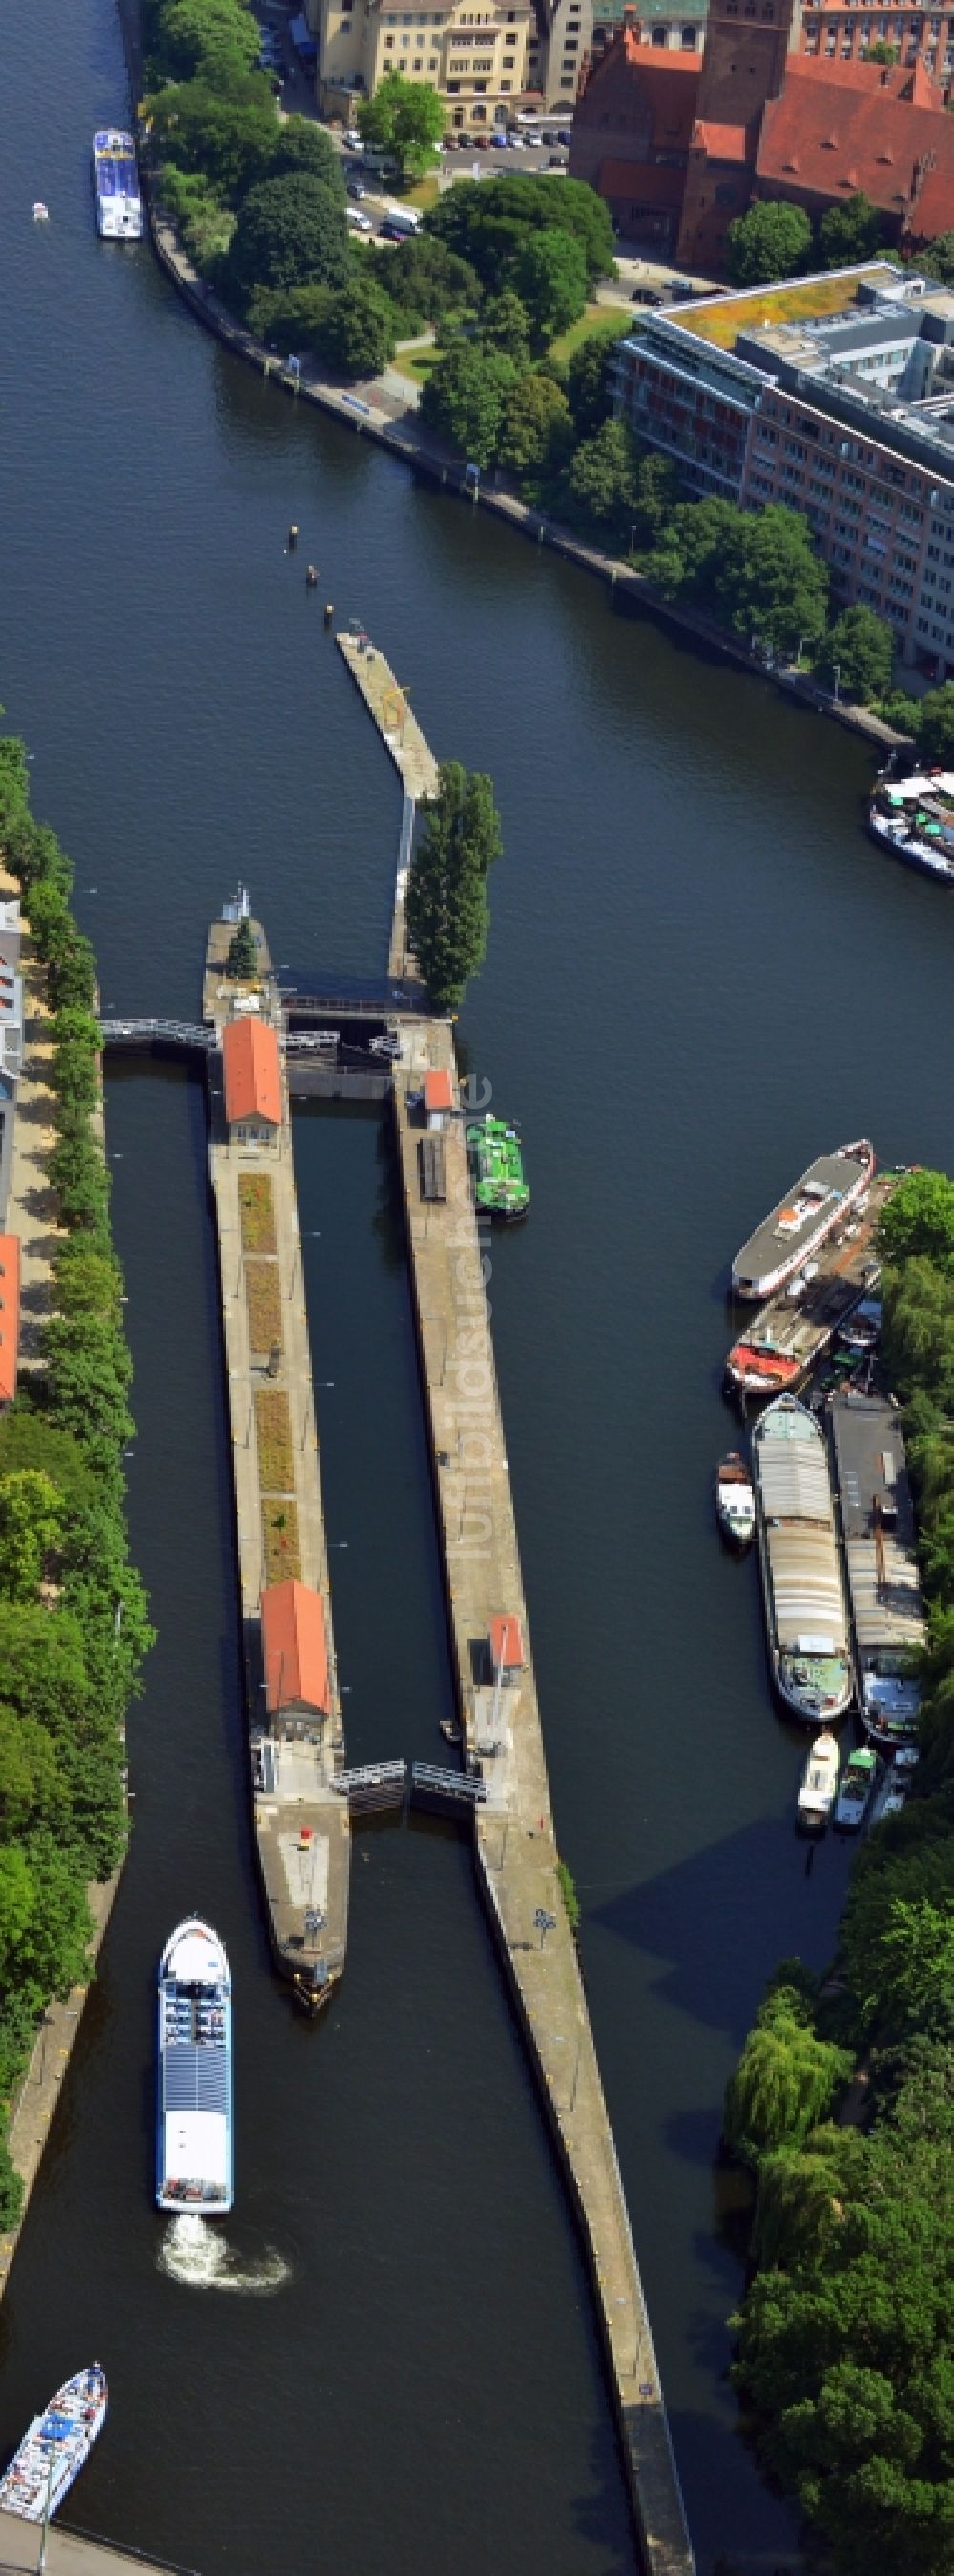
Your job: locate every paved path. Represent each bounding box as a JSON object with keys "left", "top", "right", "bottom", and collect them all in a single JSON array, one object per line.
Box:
[
  {"left": 204, "top": 919, "right": 349, "bottom": 2001},
  {"left": 392, "top": 1038, "right": 695, "bottom": 2576},
  {"left": 0, "top": 2512, "right": 194, "bottom": 2576},
  {"left": 0, "top": 863, "right": 62, "bottom": 1369},
  {"left": 336, "top": 633, "right": 439, "bottom": 979}
]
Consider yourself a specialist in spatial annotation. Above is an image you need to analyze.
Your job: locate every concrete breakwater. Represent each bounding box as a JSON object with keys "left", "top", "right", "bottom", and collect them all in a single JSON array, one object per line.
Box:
[{"left": 203, "top": 913, "right": 350, "bottom": 2006}]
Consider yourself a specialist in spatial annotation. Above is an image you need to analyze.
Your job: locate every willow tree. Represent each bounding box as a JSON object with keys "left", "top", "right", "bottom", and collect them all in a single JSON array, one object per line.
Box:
[
  {"left": 723, "top": 1979, "right": 852, "bottom": 2169},
  {"left": 406, "top": 762, "right": 502, "bottom": 1014}
]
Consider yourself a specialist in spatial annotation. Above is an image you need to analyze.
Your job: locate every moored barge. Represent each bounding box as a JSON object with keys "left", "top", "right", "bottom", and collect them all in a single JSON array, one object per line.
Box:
[
  {"left": 726, "top": 1165, "right": 904, "bottom": 1398},
  {"left": 829, "top": 1391, "right": 925, "bottom": 1750},
  {"left": 752, "top": 1393, "right": 853, "bottom": 1723},
  {"left": 731, "top": 1140, "right": 875, "bottom": 1301}
]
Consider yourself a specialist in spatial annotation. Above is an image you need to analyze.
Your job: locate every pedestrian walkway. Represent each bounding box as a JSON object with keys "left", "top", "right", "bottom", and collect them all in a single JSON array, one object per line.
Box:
[
  {"left": 0, "top": 862, "right": 62, "bottom": 1368},
  {"left": 0, "top": 2510, "right": 195, "bottom": 2576}
]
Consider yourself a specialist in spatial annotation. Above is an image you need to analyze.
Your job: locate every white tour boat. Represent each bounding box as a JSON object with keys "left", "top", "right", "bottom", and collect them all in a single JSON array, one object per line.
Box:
[
  {"left": 0, "top": 2367, "right": 106, "bottom": 2521},
  {"left": 869, "top": 769, "right": 954, "bottom": 884},
  {"left": 156, "top": 1917, "right": 233, "bottom": 2213},
  {"left": 731, "top": 1141, "right": 875, "bottom": 1300},
  {"left": 796, "top": 1729, "right": 840, "bottom": 1831},
  {"left": 93, "top": 130, "right": 143, "bottom": 239}
]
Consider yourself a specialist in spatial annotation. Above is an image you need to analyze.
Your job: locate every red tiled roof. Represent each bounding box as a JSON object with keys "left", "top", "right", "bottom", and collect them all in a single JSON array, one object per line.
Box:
[
  {"left": 576, "top": 37, "right": 699, "bottom": 135},
  {"left": 0, "top": 1235, "right": 19, "bottom": 1405},
  {"left": 490, "top": 1614, "right": 525, "bottom": 1671},
  {"left": 691, "top": 120, "right": 752, "bottom": 160},
  {"left": 758, "top": 53, "right": 954, "bottom": 214},
  {"left": 424, "top": 1068, "right": 454, "bottom": 1112},
  {"left": 222, "top": 1017, "right": 281, "bottom": 1127},
  {"left": 261, "top": 1579, "right": 329, "bottom": 1715}
]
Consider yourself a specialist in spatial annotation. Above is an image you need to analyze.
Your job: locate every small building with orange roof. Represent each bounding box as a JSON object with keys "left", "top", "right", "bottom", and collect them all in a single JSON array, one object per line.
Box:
[
  {"left": 260, "top": 1578, "right": 330, "bottom": 1736},
  {"left": 0, "top": 1235, "right": 20, "bottom": 1409},
  {"left": 489, "top": 1613, "right": 525, "bottom": 1680},
  {"left": 424, "top": 1067, "right": 455, "bottom": 1131},
  {"left": 221, "top": 1016, "right": 281, "bottom": 1147}
]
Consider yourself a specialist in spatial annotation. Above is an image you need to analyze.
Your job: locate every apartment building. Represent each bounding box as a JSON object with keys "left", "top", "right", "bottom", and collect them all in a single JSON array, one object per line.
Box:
[
  {"left": 615, "top": 263, "right": 954, "bottom": 673},
  {"left": 315, "top": 0, "right": 534, "bottom": 122}
]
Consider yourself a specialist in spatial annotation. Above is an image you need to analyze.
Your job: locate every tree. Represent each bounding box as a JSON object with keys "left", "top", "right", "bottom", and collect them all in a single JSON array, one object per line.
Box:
[
  {"left": 319, "top": 279, "right": 397, "bottom": 379},
  {"left": 269, "top": 118, "right": 344, "bottom": 196},
  {"left": 405, "top": 762, "right": 502, "bottom": 1011},
  {"left": 246, "top": 281, "right": 333, "bottom": 352},
  {"left": 153, "top": 0, "right": 261, "bottom": 83},
  {"left": 726, "top": 199, "right": 813, "bottom": 287},
  {"left": 629, "top": 451, "right": 681, "bottom": 550},
  {"left": 511, "top": 227, "right": 589, "bottom": 340},
  {"left": 497, "top": 372, "right": 573, "bottom": 484},
  {"left": 916, "top": 679, "right": 954, "bottom": 764},
  {"left": 481, "top": 289, "right": 532, "bottom": 366},
  {"left": 423, "top": 173, "right": 614, "bottom": 292},
  {"left": 564, "top": 418, "right": 639, "bottom": 543},
  {"left": 819, "top": 190, "right": 883, "bottom": 269},
  {"left": 918, "top": 230, "right": 954, "bottom": 287},
  {"left": 377, "top": 235, "right": 479, "bottom": 327},
  {"left": 879, "top": 1169, "right": 954, "bottom": 1272},
  {"left": 566, "top": 331, "right": 616, "bottom": 436},
  {"left": 419, "top": 343, "right": 515, "bottom": 466},
  {"left": 715, "top": 504, "right": 829, "bottom": 658},
  {"left": 357, "top": 73, "right": 445, "bottom": 181},
  {"left": 226, "top": 917, "right": 259, "bottom": 979},
  {"left": 0, "top": 1473, "right": 64, "bottom": 1604},
  {"left": 145, "top": 77, "right": 279, "bottom": 202},
  {"left": 866, "top": 35, "right": 899, "bottom": 58},
  {"left": 724, "top": 1981, "right": 853, "bottom": 2167},
  {"left": 813, "top": 604, "right": 894, "bottom": 703},
  {"left": 225, "top": 172, "right": 348, "bottom": 311}
]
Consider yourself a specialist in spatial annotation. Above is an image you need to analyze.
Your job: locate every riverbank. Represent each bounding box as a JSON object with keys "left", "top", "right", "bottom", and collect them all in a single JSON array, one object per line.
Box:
[{"left": 140, "top": 190, "right": 904, "bottom": 757}]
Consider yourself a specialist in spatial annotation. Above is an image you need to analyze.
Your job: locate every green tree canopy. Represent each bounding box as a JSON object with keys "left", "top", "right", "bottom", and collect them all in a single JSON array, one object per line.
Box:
[
  {"left": 319, "top": 279, "right": 398, "bottom": 379},
  {"left": 376, "top": 234, "right": 479, "bottom": 325},
  {"left": 145, "top": 76, "right": 279, "bottom": 201},
  {"left": 357, "top": 72, "right": 445, "bottom": 180},
  {"left": 919, "top": 229, "right": 954, "bottom": 286},
  {"left": 715, "top": 504, "right": 829, "bottom": 657},
  {"left": 564, "top": 417, "right": 640, "bottom": 543},
  {"left": 226, "top": 917, "right": 259, "bottom": 979},
  {"left": 152, "top": 0, "right": 260, "bottom": 83},
  {"left": 419, "top": 342, "right": 515, "bottom": 466},
  {"left": 225, "top": 171, "right": 348, "bottom": 310},
  {"left": 724, "top": 1978, "right": 852, "bottom": 2166},
  {"left": 566, "top": 331, "right": 616, "bottom": 436},
  {"left": 246, "top": 281, "right": 333, "bottom": 353},
  {"left": 916, "top": 679, "right": 954, "bottom": 764},
  {"left": 813, "top": 604, "right": 894, "bottom": 703},
  {"left": 726, "top": 198, "right": 813, "bottom": 287},
  {"left": 497, "top": 371, "right": 573, "bottom": 484},
  {"left": 819, "top": 190, "right": 883, "bottom": 268},
  {"left": 423, "top": 172, "right": 614, "bottom": 291},
  {"left": 0, "top": 1473, "right": 64, "bottom": 1604},
  {"left": 879, "top": 1169, "right": 954, "bottom": 1273},
  {"left": 406, "top": 762, "right": 502, "bottom": 1011},
  {"left": 629, "top": 450, "right": 681, "bottom": 550},
  {"left": 269, "top": 117, "right": 343, "bottom": 194},
  {"left": 480, "top": 289, "right": 532, "bottom": 366},
  {"left": 510, "top": 227, "right": 589, "bottom": 340}
]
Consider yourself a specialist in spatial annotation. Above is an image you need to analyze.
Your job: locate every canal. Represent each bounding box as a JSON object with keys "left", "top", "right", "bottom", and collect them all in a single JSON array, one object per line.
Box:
[{"left": 1, "top": 2, "right": 953, "bottom": 2568}]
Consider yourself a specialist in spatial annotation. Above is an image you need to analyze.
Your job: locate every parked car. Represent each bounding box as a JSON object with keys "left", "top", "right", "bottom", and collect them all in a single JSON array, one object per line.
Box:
[
  {"left": 557, "top": 127, "right": 571, "bottom": 143},
  {"left": 547, "top": 151, "right": 565, "bottom": 166},
  {"left": 347, "top": 177, "right": 366, "bottom": 198},
  {"left": 492, "top": 132, "right": 509, "bottom": 147},
  {"left": 347, "top": 207, "right": 373, "bottom": 231},
  {"left": 473, "top": 133, "right": 490, "bottom": 147},
  {"left": 631, "top": 285, "right": 663, "bottom": 305}
]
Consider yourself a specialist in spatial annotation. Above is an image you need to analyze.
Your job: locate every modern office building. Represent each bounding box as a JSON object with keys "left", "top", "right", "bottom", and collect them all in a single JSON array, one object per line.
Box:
[{"left": 614, "top": 261, "right": 954, "bottom": 672}]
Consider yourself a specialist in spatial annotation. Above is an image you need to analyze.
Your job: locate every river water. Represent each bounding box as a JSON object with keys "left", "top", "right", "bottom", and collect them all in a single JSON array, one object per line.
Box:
[{"left": 1, "top": 7, "right": 952, "bottom": 2570}]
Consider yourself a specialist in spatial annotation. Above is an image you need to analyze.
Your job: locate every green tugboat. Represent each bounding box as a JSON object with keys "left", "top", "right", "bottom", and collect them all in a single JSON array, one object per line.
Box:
[{"left": 466, "top": 1114, "right": 529, "bottom": 1223}]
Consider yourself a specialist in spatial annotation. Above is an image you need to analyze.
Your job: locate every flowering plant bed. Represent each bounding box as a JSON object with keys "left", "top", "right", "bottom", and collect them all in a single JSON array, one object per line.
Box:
[
  {"left": 239, "top": 1172, "right": 276, "bottom": 1254},
  {"left": 245, "top": 1259, "right": 282, "bottom": 1355},
  {"left": 255, "top": 1388, "right": 294, "bottom": 1493},
  {"left": 262, "top": 1499, "right": 301, "bottom": 1586}
]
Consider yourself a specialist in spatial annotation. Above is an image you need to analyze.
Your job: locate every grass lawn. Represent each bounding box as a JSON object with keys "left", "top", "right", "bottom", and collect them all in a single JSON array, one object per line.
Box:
[
  {"left": 548, "top": 304, "right": 634, "bottom": 366},
  {"left": 677, "top": 266, "right": 890, "bottom": 349},
  {"left": 245, "top": 1258, "right": 282, "bottom": 1355},
  {"left": 255, "top": 1388, "right": 294, "bottom": 1493},
  {"left": 238, "top": 1172, "right": 276, "bottom": 1255},
  {"left": 401, "top": 175, "right": 441, "bottom": 210},
  {"left": 262, "top": 1498, "right": 301, "bottom": 1587},
  {"left": 390, "top": 343, "right": 440, "bottom": 383}
]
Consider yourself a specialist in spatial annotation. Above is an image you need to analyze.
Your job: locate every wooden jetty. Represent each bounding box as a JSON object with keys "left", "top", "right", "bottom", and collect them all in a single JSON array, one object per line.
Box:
[
  {"left": 203, "top": 909, "right": 351, "bottom": 2007},
  {"left": 392, "top": 1041, "right": 695, "bottom": 2576}
]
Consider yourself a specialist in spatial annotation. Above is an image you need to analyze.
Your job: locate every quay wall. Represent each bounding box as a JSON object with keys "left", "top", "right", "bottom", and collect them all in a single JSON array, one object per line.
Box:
[
  {"left": 138, "top": 189, "right": 906, "bottom": 760},
  {"left": 0, "top": 2509, "right": 198, "bottom": 2576},
  {"left": 391, "top": 1046, "right": 695, "bottom": 2576}
]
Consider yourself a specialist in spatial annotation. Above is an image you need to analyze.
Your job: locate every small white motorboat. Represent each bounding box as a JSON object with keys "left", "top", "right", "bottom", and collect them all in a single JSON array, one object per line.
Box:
[
  {"left": 797, "top": 1729, "right": 840, "bottom": 1832},
  {"left": 32, "top": 201, "right": 50, "bottom": 222},
  {"left": 835, "top": 1744, "right": 879, "bottom": 1831},
  {"left": 870, "top": 1745, "right": 918, "bottom": 1827},
  {"left": 715, "top": 1452, "right": 756, "bottom": 1549}
]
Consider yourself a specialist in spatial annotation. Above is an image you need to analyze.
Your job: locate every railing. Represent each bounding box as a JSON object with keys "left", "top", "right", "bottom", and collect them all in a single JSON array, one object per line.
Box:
[
  {"left": 100, "top": 1019, "right": 215, "bottom": 1051},
  {"left": 410, "top": 1763, "right": 486, "bottom": 1805}
]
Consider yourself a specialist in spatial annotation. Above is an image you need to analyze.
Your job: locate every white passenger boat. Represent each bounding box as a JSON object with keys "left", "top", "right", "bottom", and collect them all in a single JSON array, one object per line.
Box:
[
  {"left": 156, "top": 1918, "right": 233, "bottom": 2213},
  {"left": 0, "top": 2367, "right": 106, "bottom": 2521},
  {"left": 93, "top": 129, "right": 142, "bottom": 239},
  {"left": 835, "top": 1744, "right": 879, "bottom": 1830},
  {"left": 796, "top": 1729, "right": 840, "bottom": 1831},
  {"left": 752, "top": 1393, "right": 853, "bottom": 1723},
  {"left": 731, "top": 1142, "right": 875, "bottom": 1299},
  {"left": 869, "top": 769, "right": 954, "bottom": 883}
]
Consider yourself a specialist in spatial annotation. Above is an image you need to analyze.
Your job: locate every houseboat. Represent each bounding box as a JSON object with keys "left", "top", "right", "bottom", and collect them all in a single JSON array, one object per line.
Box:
[
  {"left": 752, "top": 1393, "right": 853, "bottom": 1723},
  {"left": 869, "top": 768, "right": 954, "bottom": 883},
  {"left": 730, "top": 1142, "right": 875, "bottom": 1300}
]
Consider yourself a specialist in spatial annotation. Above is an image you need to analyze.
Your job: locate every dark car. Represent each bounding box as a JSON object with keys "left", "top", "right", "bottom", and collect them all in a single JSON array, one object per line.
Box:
[
  {"left": 631, "top": 285, "right": 663, "bottom": 306},
  {"left": 347, "top": 177, "right": 366, "bottom": 198}
]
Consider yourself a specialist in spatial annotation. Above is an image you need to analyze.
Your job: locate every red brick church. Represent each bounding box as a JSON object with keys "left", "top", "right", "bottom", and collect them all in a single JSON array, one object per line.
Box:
[{"left": 569, "top": 0, "right": 954, "bottom": 267}]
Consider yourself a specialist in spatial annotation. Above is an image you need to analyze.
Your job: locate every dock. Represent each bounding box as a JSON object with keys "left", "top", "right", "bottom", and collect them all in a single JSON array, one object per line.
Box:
[
  {"left": 337, "top": 630, "right": 439, "bottom": 981},
  {"left": 0, "top": 2512, "right": 197, "bottom": 2576},
  {"left": 203, "top": 912, "right": 350, "bottom": 2006},
  {"left": 392, "top": 1035, "right": 695, "bottom": 2576}
]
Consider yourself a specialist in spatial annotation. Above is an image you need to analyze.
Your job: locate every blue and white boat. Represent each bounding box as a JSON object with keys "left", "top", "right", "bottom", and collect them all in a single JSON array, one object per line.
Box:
[
  {"left": 93, "top": 130, "right": 142, "bottom": 239},
  {"left": 0, "top": 2367, "right": 107, "bottom": 2520},
  {"left": 156, "top": 1918, "right": 233, "bottom": 2213}
]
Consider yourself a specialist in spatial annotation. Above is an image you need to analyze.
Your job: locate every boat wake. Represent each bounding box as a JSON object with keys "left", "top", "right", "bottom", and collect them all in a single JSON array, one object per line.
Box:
[{"left": 158, "top": 2214, "right": 290, "bottom": 2296}]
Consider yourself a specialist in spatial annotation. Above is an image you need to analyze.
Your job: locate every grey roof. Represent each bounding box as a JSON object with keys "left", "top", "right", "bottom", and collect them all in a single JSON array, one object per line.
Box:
[
  {"left": 810, "top": 309, "right": 920, "bottom": 358},
  {"left": 733, "top": 1152, "right": 864, "bottom": 1291},
  {"left": 754, "top": 1398, "right": 849, "bottom": 1652},
  {"left": 829, "top": 1392, "right": 926, "bottom": 1657}
]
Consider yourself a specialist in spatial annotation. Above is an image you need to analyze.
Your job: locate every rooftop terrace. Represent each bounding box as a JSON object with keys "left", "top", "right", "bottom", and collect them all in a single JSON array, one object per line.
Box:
[{"left": 674, "top": 262, "right": 901, "bottom": 348}]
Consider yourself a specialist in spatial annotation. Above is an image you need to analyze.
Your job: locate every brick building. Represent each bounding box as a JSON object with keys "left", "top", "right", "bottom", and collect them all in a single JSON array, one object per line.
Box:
[
  {"left": 614, "top": 261, "right": 954, "bottom": 674},
  {"left": 570, "top": 0, "right": 954, "bottom": 258}
]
